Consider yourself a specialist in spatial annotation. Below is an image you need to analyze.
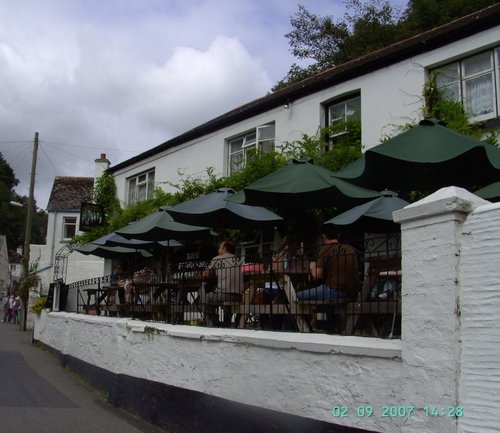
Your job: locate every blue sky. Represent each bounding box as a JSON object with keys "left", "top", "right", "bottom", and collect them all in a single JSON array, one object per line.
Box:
[{"left": 0, "top": 0, "right": 408, "bottom": 209}]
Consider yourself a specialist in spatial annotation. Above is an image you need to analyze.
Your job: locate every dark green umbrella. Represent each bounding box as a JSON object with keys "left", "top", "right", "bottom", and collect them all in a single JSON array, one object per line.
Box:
[
  {"left": 115, "top": 209, "right": 209, "bottom": 241},
  {"left": 76, "top": 243, "right": 153, "bottom": 259},
  {"left": 228, "top": 157, "right": 380, "bottom": 210},
  {"left": 91, "top": 232, "right": 182, "bottom": 249},
  {"left": 334, "top": 119, "right": 500, "bottom": 191},
  {"left": 474, "top": 181, "right": 500, "bottom": 201},
  {"left": 323, "top": 190, "right": 409, "bottom": 233},
  {"left": 168, "top": 187, "right": 282, "bottom": 229}
]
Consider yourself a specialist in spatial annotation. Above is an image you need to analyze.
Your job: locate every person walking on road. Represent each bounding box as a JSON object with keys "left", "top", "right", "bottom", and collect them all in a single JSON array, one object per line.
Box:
[
  {"left": 2, "top": 291, "right": 10, "bottom": 323},
  {"left": 11, "top": 296, "right": 21, "bottom": 324}
]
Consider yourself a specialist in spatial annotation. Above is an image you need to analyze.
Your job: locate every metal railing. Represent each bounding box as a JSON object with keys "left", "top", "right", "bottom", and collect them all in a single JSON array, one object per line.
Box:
[{"left": 66, "top": 236, "right": 401, "bottom": 338}]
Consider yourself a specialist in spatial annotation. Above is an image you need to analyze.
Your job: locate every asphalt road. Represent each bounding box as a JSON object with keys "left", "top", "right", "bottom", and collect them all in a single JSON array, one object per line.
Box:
[{"left": 0, "top": 322, "right": 169, "bottom": 433}]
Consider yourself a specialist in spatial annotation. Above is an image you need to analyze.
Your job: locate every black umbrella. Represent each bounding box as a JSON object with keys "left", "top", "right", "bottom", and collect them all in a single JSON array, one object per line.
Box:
[
  {"left": 334, "top": 119, "right": 500, "bottom": 192},
  {"left": 167, "top": 187, "right": 283, "bottom": 229},
  {"left": 323, "top": 190, "right": 409, "bottom": 233}
]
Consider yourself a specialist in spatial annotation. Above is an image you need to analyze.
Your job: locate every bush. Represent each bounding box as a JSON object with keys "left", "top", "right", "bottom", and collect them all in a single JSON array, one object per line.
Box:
[{"left": 31, "top": 296, "right": 48, "bottom": 314}]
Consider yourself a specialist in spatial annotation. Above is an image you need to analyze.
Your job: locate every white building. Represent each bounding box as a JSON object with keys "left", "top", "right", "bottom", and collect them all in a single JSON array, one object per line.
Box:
[
  {"left": 31, "top": 154, "right": 111, "bottom": 292},
  {"left": 108, "top": 5, "right": 500, "bottom": 206}
]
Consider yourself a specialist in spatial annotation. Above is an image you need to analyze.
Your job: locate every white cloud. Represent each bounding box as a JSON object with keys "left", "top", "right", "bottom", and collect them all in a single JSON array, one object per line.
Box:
[
  {"left": 136, "top": 36, "right": 271, "bottom": 134},
  {"left": 0, "top": 0, "right": 409, "bottom": 209}
]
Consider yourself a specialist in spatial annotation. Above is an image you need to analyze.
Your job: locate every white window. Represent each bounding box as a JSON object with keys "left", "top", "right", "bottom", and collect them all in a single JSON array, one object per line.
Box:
[
  {"left": 127, "top": 170, "right": 155, "bottom": 205},
  {"left": 228, "top": 124, "right": 275, "bottom": 174},
  {"left": 326, "top": 95, "right": 361, "bottom": 149},
  {"left": 433, "top": 47, "right": 500, "bottom": 121},
  {"left": 62, "top": 217, "right": 77, "bottom": 240}
]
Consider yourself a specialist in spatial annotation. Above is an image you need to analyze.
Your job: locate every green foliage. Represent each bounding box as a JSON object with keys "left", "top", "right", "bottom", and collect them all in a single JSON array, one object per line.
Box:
[
  {"left": 280, "top": 122, "right": 362, "bottom": 172},
  {"left": 144, "top": 325, "right": 160, "bottom": 341},
  {"left": 403, "top": 0, "right": 499, "bottom": 34},
  {"left": 16, "top": 258, "right": 40, "bottom": 303},
  {"left": 68, "top": 126, "right": 363, "bottom": 245},
  {"left": 274, "top": 1, "right": 405, "bottom": 90},
  {"left": 0, "top": 153, "right": 47, "bottom": 248},
  {"left": 164, "top": 167, "right": 225, "bottom": 203},
  {"left": 31, "top": 296, "right": 48, "bottom": 314},
  {"left": 423, "top": 74, "right": 499, "bottom": 147},
  {"left": 225, "top": 150, "right": 288, "bottom": 191},
  {"left": 93, "top": 170, "right": 121, "bottom": 218},
  {"left": 274, "top": 0, "right": 498, "bottom": 90},
  {"left": 70, "top": 187, "right": 174, "bottom": 245}
]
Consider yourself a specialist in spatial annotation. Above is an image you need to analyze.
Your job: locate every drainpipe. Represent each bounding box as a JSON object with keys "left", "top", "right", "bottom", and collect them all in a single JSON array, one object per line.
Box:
[{"left": 49, "top": 210, "right": 58, "bottom": 280}]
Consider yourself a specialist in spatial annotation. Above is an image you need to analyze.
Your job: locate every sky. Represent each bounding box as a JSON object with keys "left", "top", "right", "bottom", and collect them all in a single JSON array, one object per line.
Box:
[{"left": 0, "top": 0, "right": 408, "bottom": 210}]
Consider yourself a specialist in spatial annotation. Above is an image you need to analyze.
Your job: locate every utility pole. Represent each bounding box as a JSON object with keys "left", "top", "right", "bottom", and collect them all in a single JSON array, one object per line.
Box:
[{"left": 20, "top": 131, "right": 38, "bottom": 331}]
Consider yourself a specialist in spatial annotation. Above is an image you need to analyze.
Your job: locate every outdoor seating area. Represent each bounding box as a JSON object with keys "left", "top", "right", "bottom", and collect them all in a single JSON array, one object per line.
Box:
[
  {"left": 69, "top": 118, "right": 500, "bottom": 339},
  {"left": 69, "top": 236, "right": 401, "bottom": 338}
]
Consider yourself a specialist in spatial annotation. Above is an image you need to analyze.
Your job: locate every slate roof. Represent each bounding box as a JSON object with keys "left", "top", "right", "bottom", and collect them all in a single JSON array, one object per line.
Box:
[
  {"left": 108, "top": 3, "right": 500, "bottom": 174},
  {"left": 47, "top": 177, "right": 94, "bottom": 211}
]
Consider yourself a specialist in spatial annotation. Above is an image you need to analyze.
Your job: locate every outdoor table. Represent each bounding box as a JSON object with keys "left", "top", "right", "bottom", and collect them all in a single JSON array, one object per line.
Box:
[
  {"left": 236, "top": 265, "right": 307, "bottom": 329},
  {"left": 168, "top": 275, "right": 206, "bottom": 324},
  {"left": 83, "top": 288, "right": 108, "bottom": 315}
]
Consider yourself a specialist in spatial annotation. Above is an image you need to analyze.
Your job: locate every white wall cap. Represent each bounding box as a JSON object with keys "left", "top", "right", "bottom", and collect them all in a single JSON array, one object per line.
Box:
[{"left": 393, "top": 186, "right": 490, "bottom": 224}]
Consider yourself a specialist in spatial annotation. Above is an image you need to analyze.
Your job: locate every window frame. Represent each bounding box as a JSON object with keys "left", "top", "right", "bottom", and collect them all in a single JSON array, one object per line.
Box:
[
  {"left": 227, "top": 123, "right": 275, "bottom": 175},
  {"left": 127, "top": 169, "right": 155, "bottom": 205},
  {"left": 62, "top": 216, "right": 77, "bottom": 241},
  {"left": 432, "top": 47, "right": 500, "bottom": 122},
  {"left": 324, "top": 93, "right": 361, "bottom": 150}
]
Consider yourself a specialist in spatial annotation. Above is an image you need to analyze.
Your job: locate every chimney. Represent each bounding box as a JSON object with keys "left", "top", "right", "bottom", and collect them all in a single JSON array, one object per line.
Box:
[{"left": 94, "top": 153, "right": 111, "bottom": 183}]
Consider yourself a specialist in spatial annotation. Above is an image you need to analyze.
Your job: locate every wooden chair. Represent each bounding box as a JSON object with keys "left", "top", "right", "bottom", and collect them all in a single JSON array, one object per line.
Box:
[{"left": 344, "top": 256, "right": 401, "bottom": 337}]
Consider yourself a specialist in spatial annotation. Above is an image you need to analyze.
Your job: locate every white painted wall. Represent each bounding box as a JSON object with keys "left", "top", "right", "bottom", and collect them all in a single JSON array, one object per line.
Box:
[
  {"left": 34, "top": 312, "right": 402, "bottom": 433},
  {"left": 111, "top": 28, "right": 499, "bottom": 204},
  {"left": 458, "top": 202, "right": 500, "bottom": 433},
  {"left": 32, "top": 209, "right": 104, "bottom": 292},
  {"left": 34, "top": 186, "right": 500, "bottom": 433}
]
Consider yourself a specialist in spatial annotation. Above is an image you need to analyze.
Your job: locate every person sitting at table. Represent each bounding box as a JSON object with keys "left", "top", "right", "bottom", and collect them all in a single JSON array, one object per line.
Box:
[
  {"left": 131, "top": 265, "right": 157, "bottom": 305},
  {"left": 269, "top": 235, "right": 309, "bottom": 298},
  {"left": 297, "top": 226, "right": 360, "bottom": 331},
  {"left": 198, "top": 239, "right": 244, "bottom": 327},
  {"left": 110, "top": 263, "right": 130, "bottom": 304}
]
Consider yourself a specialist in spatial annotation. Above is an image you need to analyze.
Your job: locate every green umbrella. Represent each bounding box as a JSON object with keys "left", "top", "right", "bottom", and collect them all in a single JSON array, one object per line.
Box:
[
  {"left": 168, "top": 187, "right": 282, "bottom": 229},
  {"left": 115, "top": 209, "right": 209, "bottom": 241},
  {"left": 474, "top": 181, "right": 500, "bottom": 201},
  {"left": 91, "top": 232, "right": 183, "bottom": 249},
  {"left": 76, "top": 243, "right": 153, "bottom": 259},
  {"left": 323, "top": 190, "right": 409, "bottom": 233},
  {"left": 334, "top": 119, "right": 500, "bottom": 192},
  {"left": 228, "top": 157, "right": 380, "bottom": 210}
]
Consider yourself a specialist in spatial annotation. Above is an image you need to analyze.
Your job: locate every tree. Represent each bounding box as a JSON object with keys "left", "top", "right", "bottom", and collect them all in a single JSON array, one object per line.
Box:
[
  {"left": 0, "top": 152, "right": 47, "bottom": 250},
  {"left": 403, "top": 0, "right": 499, "bottom": 34},
  {"left": 274, "top": 1, "right": 404, "bottom": 90},
  {"left": 93, "top": 170, "right": 121, "bottom": 219},
  {"left": 274, "top": 0, "right": 498, "bottom": 90}
]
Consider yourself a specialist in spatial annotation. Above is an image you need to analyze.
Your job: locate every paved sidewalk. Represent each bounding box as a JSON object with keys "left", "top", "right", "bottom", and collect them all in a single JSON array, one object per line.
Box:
[{"left": 0, "top": 322, "right": 169, "bottom": 433}]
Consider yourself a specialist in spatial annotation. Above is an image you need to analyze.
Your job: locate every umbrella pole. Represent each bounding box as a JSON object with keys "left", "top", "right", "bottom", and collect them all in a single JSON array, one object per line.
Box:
[{"left": 165, "top": 241, "right": 171, "bottom": 282}]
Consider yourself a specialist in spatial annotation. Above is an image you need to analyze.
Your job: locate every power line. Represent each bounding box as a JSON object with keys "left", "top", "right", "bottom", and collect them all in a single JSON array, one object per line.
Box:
[
  {"left": 39, "top": 145, "right": 59, "bottom": 176},
  {"left": 1, "top": 139, "right": 138, "bottom": 154},
  {"left": 0, "top": 142, "right": 32, "bottom": 167},
  {"left": 41, "top": 140, "right": 137, "bottom": 153},
  {"left": 42, "top": 141, "right": 97, "bottom": 164}
]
